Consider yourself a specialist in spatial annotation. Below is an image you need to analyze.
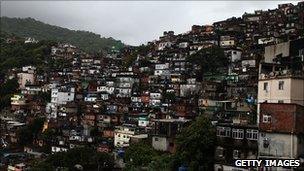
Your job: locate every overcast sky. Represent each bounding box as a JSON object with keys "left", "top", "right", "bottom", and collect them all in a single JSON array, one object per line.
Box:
[{"left": 1, "top": 1, "right": 300, "bottom": 45}]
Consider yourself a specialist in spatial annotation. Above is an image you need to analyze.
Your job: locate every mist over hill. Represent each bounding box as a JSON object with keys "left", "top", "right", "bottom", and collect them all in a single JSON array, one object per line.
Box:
[{"left": 0, "top": 17, "right": 124, "bottom": 52}]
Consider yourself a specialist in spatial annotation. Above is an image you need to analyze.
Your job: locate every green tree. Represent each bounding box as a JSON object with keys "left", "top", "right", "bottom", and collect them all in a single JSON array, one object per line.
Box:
[
  {"left": 40, "top": 128, "right": 58, "bottom": 153},
  {"left": 187, "top": 46, "right": 227, "bottom": 79},
  {"left": 125, "top": 142, "right": 159, "bottom": 170},
  {"left": 124, "top": 53, "right": 137, "bottom": 68},
  {"left": 0, "top": 33, "right": 52, "bottom": 74},
  {"left": 18, "top": 117, "right": 45, "bottom": 146},
  {"left": 123, "top": 44, "right": 151, "bottom": 68},
  {"left": 0, "top": 78, "right": 19, "bottom": 110},
  {"left": 163, "top": 92, "right": 176, "bottom": 103},
  {"left": 33, "top": 91, "right": 51, "bottom": 104},
  {"left": 0, "top": 78, "right": 19, "bottom": 95},
  {"left": 32, "top": 147, "right": 114, "bottom": 170},
  {"left": 175, "top": 115, "right": 216, "bottom": 171},
  {"left": 147, "top": 154, "right": 175, "bottom": 171}
]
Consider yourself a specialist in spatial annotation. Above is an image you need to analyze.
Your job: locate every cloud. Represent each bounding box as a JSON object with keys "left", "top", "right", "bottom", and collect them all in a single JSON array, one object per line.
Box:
[{"left": 0, "top": 1, "right": 300, "bottom": 45}]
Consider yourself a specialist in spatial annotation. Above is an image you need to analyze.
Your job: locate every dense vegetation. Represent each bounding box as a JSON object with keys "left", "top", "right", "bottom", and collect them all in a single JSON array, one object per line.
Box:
[
  {"left": 0, "top": 32, "right": 72, "bottom": 111},
  {"left": 175, "top": 115, "right": 216, "bottom": 170},
  {"left": 187, "top": 46, "right": 228, "bottom": 80},
  {"left": 31, "top": 147, "right": 114, "bottom": 171},
  {"left": 124, "top": 141, "right": 159, "bottom": 170},
  {"left": 0, "top": 78, "right": 19, "bottom": 110},
  {"left": 0, "top": 31, "right": 54, "bottom": 75},
  {"left": 124, "top": 115, "right": 216, "bottom": 171},
  {"left": 17, "top": 117, "right": 46, "bottom": 146},
  {"left": 123, "top": 45, "right": 151, "bottom": 67},
  {"left": 1, "top": 17, "right": 124, "bottom": 52}
]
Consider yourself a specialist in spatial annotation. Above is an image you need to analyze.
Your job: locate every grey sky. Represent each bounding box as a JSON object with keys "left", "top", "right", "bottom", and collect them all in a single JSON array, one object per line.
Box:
[{"left": 1, "top": 1, "right": 300, "bottom": 45}]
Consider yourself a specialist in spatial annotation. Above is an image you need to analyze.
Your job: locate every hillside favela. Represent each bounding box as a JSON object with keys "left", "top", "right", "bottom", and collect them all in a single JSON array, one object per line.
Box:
[{"left": 0, "top": 1, "right": 304, "bottom": 171}]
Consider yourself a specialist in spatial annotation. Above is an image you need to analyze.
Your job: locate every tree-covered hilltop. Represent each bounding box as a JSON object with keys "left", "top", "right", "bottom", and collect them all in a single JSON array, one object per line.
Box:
[
  {"left": 0, "top": 17, "right": 124, "bottom": 52},
  {"left": 0, "top": 31, "right": 53, "bottom": 75}
]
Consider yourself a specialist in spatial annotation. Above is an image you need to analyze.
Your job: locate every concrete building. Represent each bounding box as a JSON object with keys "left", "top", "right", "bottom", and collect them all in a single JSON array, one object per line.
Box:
[
  {"left": 263, "top": 38, "right": 304, "bottom": 64},
  {"left": 10, "top": 94, "right": 27, "bottom": 111},
  {"left": 51, "top": 86, "right": 75, "bottom": 105},
  {"left": 257, "top": 63, "right": 304, "bottom": 123},
  {"left": 49, "top": 86, "right": 75, "bottom": 118},
  {"left": 138, "top": 117, "right": 149, "bottom": 127},
  {"left": 258, "top": 76, "right": 304, "bottom": 105},
  {"left": 151, "top": 118, "right": 189, "bottom": 153},
  {"left": 114, "top": 124, "right": 147, "bottom": 147},
  {"left": 215, "top": 123, "right": 258, "bottom": 171},
  {"left": 220, "top": 36, "right": 235, "bottom": 48},
  {"left": 17, "top": 72, "right": 35, "bottom": 89},
  {"left": 24, "top": 37, "right": 38, "bottom": 44},
  {"left": 225, "top": 48, "right": 242, "bottom": 62},
  {"left": 258, "top": 103, "right": 304, "bottom": 170},
  {"left": 154, "top": 63, "right": 170, "bottom": 76}
]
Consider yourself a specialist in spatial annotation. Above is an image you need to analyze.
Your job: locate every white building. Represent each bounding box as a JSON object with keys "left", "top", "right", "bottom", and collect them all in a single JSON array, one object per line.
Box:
[
  {"left": 100, "top": 93, "right": 109, "bottom": 100},
  {"left": 21, "top": 85, "right": 42, "bottom": 95},
  {"left": 49, "top": 86, "right": 75, "bottom": 118},
  {"left": 155, "top": 63, "right": 169, "bottom": 70},
  {"left": 24, "top": 37, "right": 38, "bottom": 44},
  {"left": 114, "top": 125, "right": 147, "bottom": 147},
  {"left": 180, "top": 84, "right": 197, "bottom": 97},
  {"left": 11, "top": 94, "right": 26, "bottom": 106},
  {"left": 154, "top": 63, "right": 170, "bottom": 76},
  {"left": 17, "top": 72, "right": 35, "bottom": 89},
  {"left": 179, "top": 42, "right": 189, "bottom": 48},
  {"left": 51, "top": 87, "right": 75, "bottom": 105},
  {"left": 225, "top": 49, "right": 242, "bottom": 62},
  {"left": 51, "top": 146, "right": 68, "bottom": 153},
  {"left": 258, "top": 37, "right": 277, "bottom": 45},
  {"left": 258, "top": 77, "right": 304, "bottom": 105},
  {"left": 97, "top": 85, "right": 115, "bottom": 94},
  {"left": 22, "top": 66, "right": 36, "bottom": 72},
  {"left": 154, "top": 69, "right": 170, "bottom": 76},
  {"left": 138, "top": 117, "right": 149, "bottom": 127},
  {"left": 220, "top": 36, "right": 235, "bottom": 47},
  {"left": 84, "top": 94, "right": 98, "bottom": 102},
  {"left": 158, "top": 42, "right": 172, "bottom": 50}
]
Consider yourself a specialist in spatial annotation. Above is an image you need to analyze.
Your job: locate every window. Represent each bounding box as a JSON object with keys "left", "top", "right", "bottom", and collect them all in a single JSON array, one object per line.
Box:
[
  {"left": 263, "top": 82, "right": 269, "bottom": 92},
  {"left": 278, "top": 100, "right": 284, "bottom": 103},
  {"left": 278, "top": 81, "right": 284, "bottom": 90},
  {"left": 154, "top": 137, "right": 158, "bottom": 141},
  {"left": 215, "top": 147, "right": 224, "bottom": 158},
  {"left": 263, "top": 115, "right": 271, "bottom": 123},
  {"left": 232, "top": 129, "right": 244, "bottom": 139},
  {"left": 233, "top": 150, "right": 240, "bottom": 159},
  {"left": 246, "top": 129, "right": 258, "bottom": 140},
  {"left": 263, "top": 138, "right": 270, "bottom": 148},
  {"left": 216, "top": 127, "right": 231, "bottom": 137}
]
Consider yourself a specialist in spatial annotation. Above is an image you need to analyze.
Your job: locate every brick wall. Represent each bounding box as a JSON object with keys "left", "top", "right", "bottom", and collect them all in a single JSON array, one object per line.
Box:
[{"left": 259, "top": 103, "right": 304, "bottom": 133}]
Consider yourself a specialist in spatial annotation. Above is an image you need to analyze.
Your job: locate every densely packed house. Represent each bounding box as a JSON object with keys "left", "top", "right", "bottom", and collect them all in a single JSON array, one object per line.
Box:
[{"left": 1, "top": 2, "right": 304, "bottom": 170}]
